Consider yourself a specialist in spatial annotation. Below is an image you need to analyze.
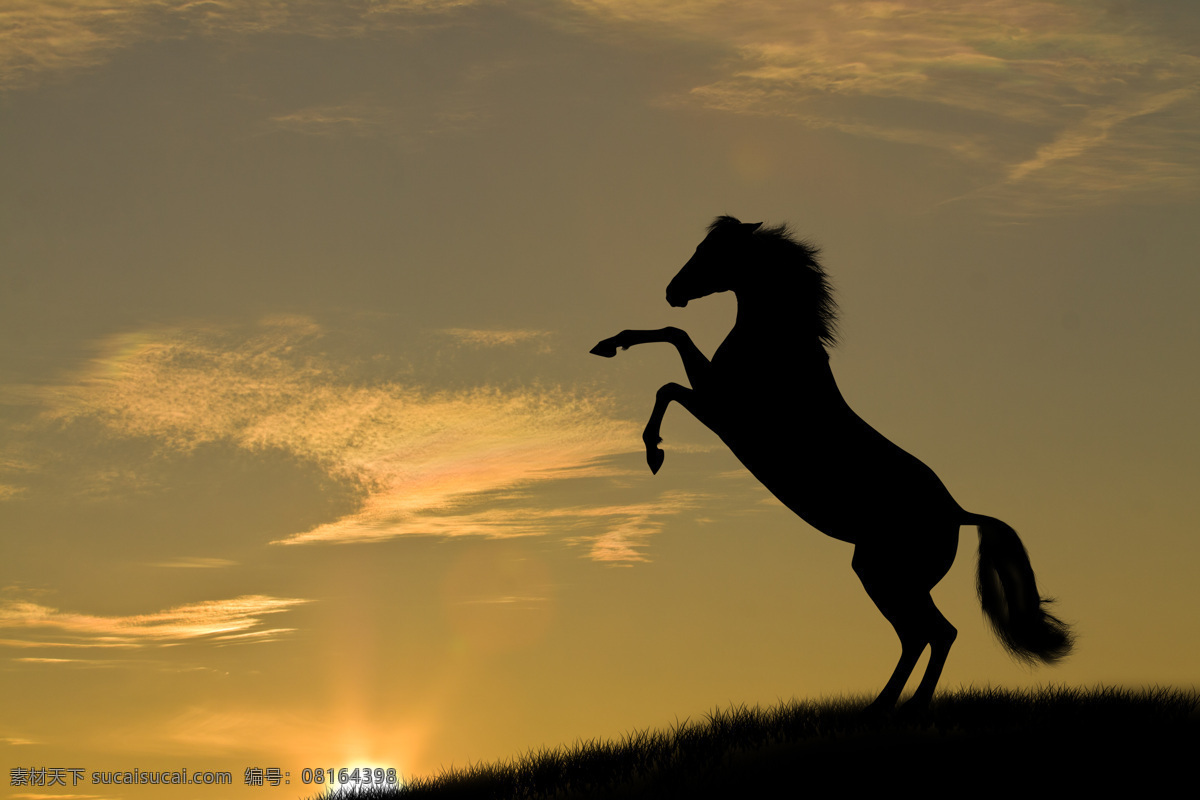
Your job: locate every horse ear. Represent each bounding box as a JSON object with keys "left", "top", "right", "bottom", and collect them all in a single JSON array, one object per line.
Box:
[{"left": 744, "top": 222, "right": 763, "bottom": 234}]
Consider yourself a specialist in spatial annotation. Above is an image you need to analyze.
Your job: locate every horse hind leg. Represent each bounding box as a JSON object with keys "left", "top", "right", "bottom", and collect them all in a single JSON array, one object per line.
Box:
[
  {"left": 865, "top": 618, "right": 928, "bottom": 713},
  {"left": 904, "top": 596, "right": 957, "bottom": 709},
  {"left": 865, "top": 594, "right": 957, "bottom": 713},
  {"left": 853, "top": 544, "right": 958, "bottom": 712}
]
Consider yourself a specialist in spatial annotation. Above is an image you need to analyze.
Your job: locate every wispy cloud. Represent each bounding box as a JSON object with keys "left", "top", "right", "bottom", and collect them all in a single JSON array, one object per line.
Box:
[
  {"left": 25, "top": 317, "right": 678, "bottom": 559},
  {"left": 9, "top": 2, "right": 1191, "bottom": 211},
  {"left": 562, "top": 491, "right": 704, "bottom": 563},
  {"left": 0, "top": 483, "right": 26, "bottom": 500},
  {"left": 150, "top": 557, "right": 238, "bottom": 569},
  {"left": 0, "top": 595, "right": 308, "bottom": 649},
  {"left": 1, "top": 735, "right": 36, "bottom": 745},
  {"left": 266, "top": 98, "right": 485, "bottom": 141},
  {"left": 0, "top": 455, "right": 35, "bottom": 499},
  {"left": 569, "top": 0, "right": 1200, "bottom": 213},
  {"left": 269, "top": 103, "right": 392, "bottom": 138},
  {"left": 286, "top": 487, "right": 703, "bottom": 566},
  {"left": 0, "top": 0, "right": 479, "bottom": 91},
  {"left": 438, "top": 328, "right": 552, "bottom": 348}
]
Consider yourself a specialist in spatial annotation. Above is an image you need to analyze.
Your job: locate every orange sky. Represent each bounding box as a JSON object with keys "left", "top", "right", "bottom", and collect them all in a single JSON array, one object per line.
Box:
[{"left": 3, "top": 2, "right": 1199, "bottom": 798}]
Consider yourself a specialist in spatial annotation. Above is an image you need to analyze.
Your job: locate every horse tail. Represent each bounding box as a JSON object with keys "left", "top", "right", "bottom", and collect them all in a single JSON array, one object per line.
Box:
[{"left": 967, "top": 514, "right": 1073, "bottom": 664}]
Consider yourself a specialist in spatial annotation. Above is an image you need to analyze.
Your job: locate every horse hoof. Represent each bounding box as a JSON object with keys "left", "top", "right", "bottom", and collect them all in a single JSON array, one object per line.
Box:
[
  {"left": 898, "top": 697, "right": 933, "bottom": 718},
  {"left": 862, "top": 699, "right": 894, "bottom": 719},
  {"left": 647, "top": 448, "right": 664, "bottom": 474},
  {"left": 590, "top": 341, "right": 618, "bottom": 357}
]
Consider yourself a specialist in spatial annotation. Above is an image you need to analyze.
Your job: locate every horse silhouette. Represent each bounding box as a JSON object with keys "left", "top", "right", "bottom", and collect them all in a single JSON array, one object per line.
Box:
[{"left": 591, "top": 215, "right": 1072, "bottom": 711}]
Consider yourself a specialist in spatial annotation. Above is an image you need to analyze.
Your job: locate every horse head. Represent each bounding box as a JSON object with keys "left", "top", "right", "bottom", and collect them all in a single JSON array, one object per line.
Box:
[{"left": 665, "top": 216, "right": 762, "bottom": 308}]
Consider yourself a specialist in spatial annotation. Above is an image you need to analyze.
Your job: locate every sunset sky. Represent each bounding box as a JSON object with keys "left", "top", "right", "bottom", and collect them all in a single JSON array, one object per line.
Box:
[{"left": 2, "top": 1, "right": 1198, "bottom": 797}]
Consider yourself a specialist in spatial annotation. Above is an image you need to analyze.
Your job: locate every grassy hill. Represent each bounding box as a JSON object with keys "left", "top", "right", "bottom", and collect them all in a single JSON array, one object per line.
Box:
[{"left": 314, "top": 686, "right": 1197, "bottom": 799}]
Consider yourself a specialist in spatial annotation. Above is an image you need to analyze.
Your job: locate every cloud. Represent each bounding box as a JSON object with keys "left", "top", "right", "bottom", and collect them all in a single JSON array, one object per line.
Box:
[
  {"left": 0, "top": 595, "right": 308, "bottom": 649},
  {"left": 569, "top": 0, "right": 1200, "bottom": 213},
  {"left": 26, "top": 317, "right": 679, "bottom": 559},
  {"left": 150, "top": 558, "right": 238, "bottom": 569},
  {"left": 0, "top": 483, "right": 26, "bottom": 500},
  {"left": 974, "top": 83, "right": 1200, "bottom": 213},
  {"left": 269, "top": 103, "right": 392, "bottom": 137},
  {"left": 0, "top": 0, "right": 479, "bottom": 91},
  {"left": 285, "top": 487, "right": 703, "bottom": 566},
  {"left": 438, "top": 328, "right": 552, "bottom": 348},
  {"left": 267, "top": 99, "right": 485, "bottom": 141},
  {"left": 561, "top": 491, "right": 704, "bottom": 563},
  {"left": 0, "top": 454, "right": 35, "bottom": 499},
  {"left": 8, "top": 2, "right": 1193, "bottom": 211},
  {"left": 1, "top": 735, "right": 36, "bottom": 745}
]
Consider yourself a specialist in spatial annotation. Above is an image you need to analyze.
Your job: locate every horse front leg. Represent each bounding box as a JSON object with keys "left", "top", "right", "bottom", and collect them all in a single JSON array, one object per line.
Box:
[
  {"left": 590, "top": 327, "right": 710, "bottom": 389},
  {"left": 643, "top": 382, "right": 697, "bottom": 474}
]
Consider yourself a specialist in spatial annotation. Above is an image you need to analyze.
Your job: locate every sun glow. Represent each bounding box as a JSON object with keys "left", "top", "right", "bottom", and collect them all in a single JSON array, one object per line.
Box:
[
  {"left": 318, "top": 761, "right": 404, "bottom": 794},
  {"left": 299, "top": 728, "right": 413, "bottom": 793}
]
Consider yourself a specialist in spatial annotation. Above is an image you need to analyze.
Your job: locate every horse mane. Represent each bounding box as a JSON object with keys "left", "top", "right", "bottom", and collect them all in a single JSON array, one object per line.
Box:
[{"left": 709, "top": 215, "right": 839, "bottom": 348}]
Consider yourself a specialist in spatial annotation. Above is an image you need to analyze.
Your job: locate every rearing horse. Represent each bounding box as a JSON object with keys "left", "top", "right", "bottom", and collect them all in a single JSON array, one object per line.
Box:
[{"left": 591, "top": 215, "right": 1072, "bottom": 710}]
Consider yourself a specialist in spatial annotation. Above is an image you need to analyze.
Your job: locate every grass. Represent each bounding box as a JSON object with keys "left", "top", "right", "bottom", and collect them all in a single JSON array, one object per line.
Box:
[{"left": 311, "top": 686, "right": 1198, "bottom": 799}]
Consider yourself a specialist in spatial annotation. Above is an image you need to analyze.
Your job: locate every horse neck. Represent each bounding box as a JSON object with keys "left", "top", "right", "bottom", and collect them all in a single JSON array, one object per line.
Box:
[
  {"left": 725, "top": 287, "right": 845, "bottom": 401},
  {"left": 729, "top": 285, "right": 823, "bottom": 352}
]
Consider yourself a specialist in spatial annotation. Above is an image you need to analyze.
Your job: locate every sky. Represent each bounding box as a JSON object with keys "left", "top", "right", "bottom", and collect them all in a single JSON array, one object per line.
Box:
[{"left": 2, "top": 0, "right": 1198, "bottom": 796}]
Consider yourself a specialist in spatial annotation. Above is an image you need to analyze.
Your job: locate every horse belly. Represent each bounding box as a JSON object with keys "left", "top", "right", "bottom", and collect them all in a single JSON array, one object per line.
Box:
[{"left": 722, "top": 426, "right": 961, "bottom": 544}]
